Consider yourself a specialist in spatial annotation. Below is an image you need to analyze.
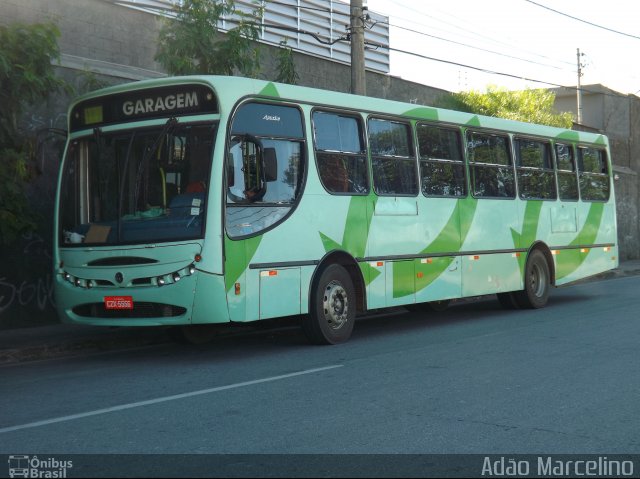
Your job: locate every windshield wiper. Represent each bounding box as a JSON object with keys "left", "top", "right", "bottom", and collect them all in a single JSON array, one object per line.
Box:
[{"left": 133, "top": 117, "right": 178, "bottom": 209}]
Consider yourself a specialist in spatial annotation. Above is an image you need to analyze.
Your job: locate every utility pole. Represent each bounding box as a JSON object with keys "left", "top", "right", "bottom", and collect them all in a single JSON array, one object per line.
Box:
[
  {"left": 350, "top": 0, "right": 366, "bottom": 95},
  {"left": 576, "top": 48, "right": 584, "bottom": 124}
]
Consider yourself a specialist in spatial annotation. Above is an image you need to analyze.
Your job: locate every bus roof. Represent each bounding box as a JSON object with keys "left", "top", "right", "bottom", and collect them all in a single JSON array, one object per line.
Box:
[{"left": 70, "top": 75, "right": 607, "bottom": 146}]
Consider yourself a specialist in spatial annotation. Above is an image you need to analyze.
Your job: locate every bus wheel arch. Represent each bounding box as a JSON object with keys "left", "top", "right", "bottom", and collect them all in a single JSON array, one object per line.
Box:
[
  {"left": 529, "top": 241, "right": 555, "bottom": 286},
  {"left": 515, "top": 243, "right": 554, "bottom": 309},
  {"left": 302, "top": 251, "right": 364, "bottom": 345}
]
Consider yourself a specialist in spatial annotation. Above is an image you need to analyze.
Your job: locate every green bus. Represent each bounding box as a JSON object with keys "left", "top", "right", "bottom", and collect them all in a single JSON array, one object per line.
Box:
[{"left": 55, "top": 76, "right": 618, "bottom": 344}]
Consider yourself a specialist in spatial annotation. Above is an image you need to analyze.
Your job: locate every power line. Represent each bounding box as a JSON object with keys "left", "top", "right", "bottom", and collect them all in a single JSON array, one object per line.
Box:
[
  {"left": 378, "top": 21, "right": 571, "bottom": 72},
  {"left": 382, "top": 0, "right": 574, "bottom": 67},
  {"left": 524, "top": 0, "right": 640, "bottom": 40},
  {"left": 362, "top": 39, "right": 631, "bottom": 99}
]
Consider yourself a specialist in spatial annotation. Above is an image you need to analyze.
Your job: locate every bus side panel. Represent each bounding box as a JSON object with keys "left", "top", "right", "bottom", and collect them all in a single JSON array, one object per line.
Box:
[
  {"left": 554, "top": 201, "right": 618, "bottom": 285},
  {"left": 461, "top": 198, "right": 521, "bottom": 297},
  {"left": 191, "top": 272, "right": 232, "bottom": 324},
  {"left": 414, "top": 256, "right": 461, "bottom": 303}
]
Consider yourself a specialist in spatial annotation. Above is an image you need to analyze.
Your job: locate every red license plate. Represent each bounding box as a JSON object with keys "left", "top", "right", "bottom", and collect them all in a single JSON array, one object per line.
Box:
[{"left": 104, "top": 296, "right": 134, "bottom": 310}]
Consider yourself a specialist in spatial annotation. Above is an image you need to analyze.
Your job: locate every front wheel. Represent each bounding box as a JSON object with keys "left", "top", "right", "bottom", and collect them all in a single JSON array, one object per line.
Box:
[
  {"left": 302, "top": 264, "right": 356, "bottom": 345},
  {"left": 514, "top": 249, "right": 551, "bottom": 309}
]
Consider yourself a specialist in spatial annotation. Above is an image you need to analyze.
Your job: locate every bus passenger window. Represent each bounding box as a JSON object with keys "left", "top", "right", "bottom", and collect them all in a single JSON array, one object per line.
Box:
[
  {"left": 369, "top": 118, "right": 417, "bottom": 196},
  {"left": 555, "top": 143, "right": 579, "bottom": 201},
  {"left": 467, "top": 131, "right": 515, "bottom": 199},
  {"left": 514, "top": 138, "right": 556, "bottom": 200},
  {"left": 417, "top": 124, "right": 466, "bottom": 197},
  {"left": 313, "top": 111, "right": 368, "bottom": 194},
  {"left": 578, "top": 146, "right": 610, "bottom": 201}
]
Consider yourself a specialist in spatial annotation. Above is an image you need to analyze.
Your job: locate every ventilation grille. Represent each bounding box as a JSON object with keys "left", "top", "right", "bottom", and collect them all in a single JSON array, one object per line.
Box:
[{"left": 73, "top": 302, "right": 187, "bottom": 318}]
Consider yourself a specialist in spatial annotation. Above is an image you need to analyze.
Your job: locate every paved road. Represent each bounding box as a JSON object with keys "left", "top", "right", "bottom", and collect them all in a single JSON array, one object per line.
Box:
[{"left": 1, "top": 276, "right": 639, "bottom": 474}]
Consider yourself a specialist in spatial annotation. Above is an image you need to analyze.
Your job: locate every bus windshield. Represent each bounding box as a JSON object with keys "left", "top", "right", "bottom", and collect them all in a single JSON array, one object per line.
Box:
[{"left": 59, "top": 122, "right": 215, "bottom": 246}]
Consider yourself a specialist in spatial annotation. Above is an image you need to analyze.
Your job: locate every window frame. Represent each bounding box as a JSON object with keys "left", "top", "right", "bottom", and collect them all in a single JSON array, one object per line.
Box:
[
  {"left": 225, "top": 99, "right": 308, "bottom": 239},
  {"left": 416, "top": 122, "right": 467, "bottom": 198},
  {"left": 553, "top": 141, "right": 580, "bottom": 202},
  {"left": 367, "top": 115, "right": 419, "bottom": 197},
  {"left": 466, "top": 129, "right": 516, "bottom": 200},
  {"left": 576, "top": 144, "right": 611, "bottom": 202},
  {"left": 311, "top": 108, "right": 370, "bottom": 196},
  {"left": 513, "top": 135, "right": 557, "bottom": 201}
]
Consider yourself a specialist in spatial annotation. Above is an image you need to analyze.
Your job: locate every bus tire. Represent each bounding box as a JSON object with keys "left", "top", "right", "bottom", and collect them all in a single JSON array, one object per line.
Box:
[
  {"left": 303, "top": 264, "right": 355, "bottom": 345},
  {"left": 514, "top": 249, "right": 550, "bottom": 309}
]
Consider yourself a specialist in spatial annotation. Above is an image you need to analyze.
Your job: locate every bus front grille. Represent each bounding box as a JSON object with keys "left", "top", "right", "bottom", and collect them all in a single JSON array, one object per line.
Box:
[{"left": 73, "top": 302, "right": 187, "bottom": 318}]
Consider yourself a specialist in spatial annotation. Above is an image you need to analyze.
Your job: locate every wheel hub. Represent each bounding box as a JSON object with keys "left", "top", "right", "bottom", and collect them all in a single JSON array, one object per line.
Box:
[{"left": 323, "top": 280, "right": 348, "bottom": 330}]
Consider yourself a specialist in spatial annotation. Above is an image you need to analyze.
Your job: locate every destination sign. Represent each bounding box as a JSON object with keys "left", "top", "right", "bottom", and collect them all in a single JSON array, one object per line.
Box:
[{"left": 70, "top": 84, "right": 218, "bottom": 131}]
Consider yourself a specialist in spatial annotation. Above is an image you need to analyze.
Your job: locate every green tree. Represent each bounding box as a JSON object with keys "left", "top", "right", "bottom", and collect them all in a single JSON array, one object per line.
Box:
[
  {"left": 155, "top": 0, "right": 263, "bottom": 77},
  {"left": 0, "top": 22, "right": 66, "bottom": 245},
  {"left": 274, "top": 39, "right": 299, "bottom": 85},
  {"left": 437, "top": 85, "right": 573, "bottom": 128}
]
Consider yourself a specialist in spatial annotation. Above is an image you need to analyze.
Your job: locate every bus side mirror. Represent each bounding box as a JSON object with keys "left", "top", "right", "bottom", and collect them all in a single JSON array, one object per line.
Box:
[{"left": 264, "top": 147, "right": 277, "bottom": 182}]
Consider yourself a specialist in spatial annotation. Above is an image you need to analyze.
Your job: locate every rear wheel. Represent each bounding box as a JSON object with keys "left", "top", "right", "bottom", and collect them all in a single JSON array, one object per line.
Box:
[
  {"left": 302, "top": 264, "right": 356, "bottom": 345},
  {"left": 514, "top": 249, "right": 551, "bottom": 309}
]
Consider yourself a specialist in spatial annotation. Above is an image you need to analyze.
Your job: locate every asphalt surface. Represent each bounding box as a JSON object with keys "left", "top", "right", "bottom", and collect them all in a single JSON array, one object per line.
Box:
[{"left": 1, "top": 260, "right": 639, "bottom": 365}]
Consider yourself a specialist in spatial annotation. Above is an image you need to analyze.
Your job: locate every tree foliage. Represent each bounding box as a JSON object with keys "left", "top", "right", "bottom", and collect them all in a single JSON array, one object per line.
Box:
[
  {"left": 438, "top": 85, "right": 573, "bottom": 128},
  {"left": 0, "top": 22, "right": 66, "bottom": 245},
  {"left": 155, "top": 0, "right": 263, "bottom": 77},
  {"left": 274, "top": 39, "right": 299, "bottom": 85}
]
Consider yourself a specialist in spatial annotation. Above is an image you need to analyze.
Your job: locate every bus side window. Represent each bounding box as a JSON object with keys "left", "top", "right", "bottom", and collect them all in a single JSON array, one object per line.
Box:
[
  {"left": 313, "top": 110, "right": 369, "bottom": 195},
  {"left": 467, "top": 131, "right": 515, "bottom": 199},
  {"left": 417, "top": 123, "right": 466, "bottom": 197},
  {"left": 514, "top": 137, "right": 556, "bottom": 200},
  {"left": 578, "top": 146, "right": 610, "bottom": 201},
  {"left": 555, "top": 143, "right": 579, "bottom": 201},
  {"left": 369, "top": 118, "right": 418, "bottom": 196}
]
